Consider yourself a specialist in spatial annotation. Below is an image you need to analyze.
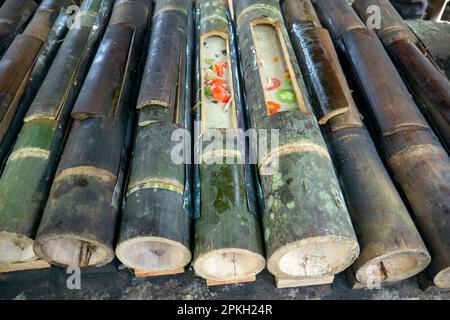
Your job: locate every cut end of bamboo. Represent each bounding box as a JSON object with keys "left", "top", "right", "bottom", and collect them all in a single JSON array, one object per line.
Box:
[
  {"left": 355, "top": 250, "right": 431, "bottom": 285},
  {"left": 34, "top": 235, "right": 114, "bottom": 268},
  {"left": 193, "top": 248, "right": 266, "bottom": 282},
  {"left": 116, "top": 236, "right": 192, "bottom": 273},
  {"left": 267, "top": 236, "right": 359, "bottom": 279},
  {"left": 0, "top": 232, "right": 38, "bottom": 265},
  {"left": 434, "top": 267, "right": 450, "bottom": 289}
]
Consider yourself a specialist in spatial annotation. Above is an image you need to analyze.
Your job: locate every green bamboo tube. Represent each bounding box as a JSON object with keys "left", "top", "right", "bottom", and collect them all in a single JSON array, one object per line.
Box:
[
  {"left": 314, "top": 0, "right": 450, "bottom": 289},
  {"left": 283, "top": 0, "right": 431, "bottom": 287},
  {"left": 35, "top": 0, "right": 152, "bottom": 268},
  {"left": 0, "top": 0, "right": 38, "bottom": 57},
  {"left": 116, "top": 0, "right": 193, "bottom": 273},
  {"left": 0, "top": 8, "right": 70, "bottom": 163},
  {"left": 0, "top": 0, "right": 113, "bottom": 266},
  {"left": 191, "top": 0, "right": 265, "bottom": 282},
  {"left": 234, "top": 0, "right": 359, "bottom": 282},
  {"left": 0, "top": 0, "right": 79, "bottom": 149}
]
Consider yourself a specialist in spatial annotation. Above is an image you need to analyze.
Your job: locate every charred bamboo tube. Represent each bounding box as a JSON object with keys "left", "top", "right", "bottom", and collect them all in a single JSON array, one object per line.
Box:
[
  {"left": 314, "top": 0, "right": 450, "bottom": 289},
  {"left": 34, "top": 0, "right": 151, "bottom": 268},
  {"left": 0, "top": 9, "right": 70, "bottom": 164},
  {"left": 0, "top": 0, "right": 113, "bottom": 266},
  {"left": 115, "top": 0, "right": 193, "bottom": 273},
  {"left": 234, "top": 0, "right": 359, "bottom": 282},
  {"left": 0, "top": 0, "right": 38, "bottom": 57},
  {"left": 353, "top": 0, "right": 450, "bottom": 152},
  {"left": 0, "top": 0, "right": 78, "bottom": 150},
  {"left": 191, "top": 0, "right": 265, "bottom": 282},
  {"left": 283, "top": 0, "right": 430, "bottom": 286}
]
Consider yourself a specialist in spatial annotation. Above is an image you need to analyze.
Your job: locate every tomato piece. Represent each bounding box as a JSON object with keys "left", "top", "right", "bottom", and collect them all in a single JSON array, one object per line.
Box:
[
  {"left": 267, "top": 101, "right": 281, "bottom": 115},
  {"left": 208, "top": 78, "right": 227, "bottom": 88},
  {"left": 265, "top": 77, "right": 281, "bottom": 91},
  {"left": 211, "top": 84, "right": 231, "bottom": 104}
]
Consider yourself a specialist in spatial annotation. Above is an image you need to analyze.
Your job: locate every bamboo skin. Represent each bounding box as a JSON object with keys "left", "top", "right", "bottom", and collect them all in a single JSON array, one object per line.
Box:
[
  {"left": 0, "top": 0, "right": 79, "bottom": 152},
  {"left": 0, "top": 0, "right": 113, "bottom": 267},
  {"left": 34, "top": 0, "right": 152, "bottom": 268},
  {"left": 191, "top": 0, "right": 265, "bottom": 282},
  {"left": 353, "top": 0, "right": 450, "bottom": 152},
  {"left": 234, "top": 0, "right": 359, "bottom": 284},
  {"left": 0, "top": 0, "right": 38, "bottom": 58},
  {"left": 283, "top": 0, "right": 431, "bottom": 287},
  {"left": 313, "top": 0, "right": 450, "bottom": 289},
  {"left": 115, "top": 0, "right": 194, "bottom": 273}
]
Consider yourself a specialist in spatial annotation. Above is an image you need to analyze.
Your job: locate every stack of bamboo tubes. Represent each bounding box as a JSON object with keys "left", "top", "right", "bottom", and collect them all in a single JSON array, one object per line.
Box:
[{"left": 0, "top": 0, "right": 448, "bottom": 290}]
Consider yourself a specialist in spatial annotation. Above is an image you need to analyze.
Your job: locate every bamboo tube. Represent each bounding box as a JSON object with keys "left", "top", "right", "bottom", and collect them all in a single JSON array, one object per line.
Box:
[
  {"left": 0, "top": 9, "right": 70, "bottom": 164},
  {"left": 353, "top": 0, "right": 450, "bottom": 152},
  {"left": 283, "top": 0, "right": 431, "bottom": 287},
  {"left": 0, "top": 0, "right": 78, "bottom": 152},
  {"left": 191, "top": 0, "right": 265, "bottom": 282},
  {"left": 0, "top": 0, "right": 38, "bottom": 58},
  {"left": 0, "top": 0, "right": 113, "bottom": 267},
  {"left": 314, "top": 0, "right": 450, "bottom": 289},
  {"left": 115, "top": 0, "right": 193, "bottom": 273},
  {"left": 34, "top": 0, "right": 152, "bottom": 268},
  {"left": 234, "top": 0, "right": 359, "bottom": 283}
]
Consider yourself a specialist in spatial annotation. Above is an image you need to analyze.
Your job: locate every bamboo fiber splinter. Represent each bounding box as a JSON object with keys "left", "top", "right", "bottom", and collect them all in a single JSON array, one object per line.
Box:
[
  {"left": 353, "top": 0, "right": 450, "bottom": 152},
  {"left": 116, "top": 0, "right": 194, "bottom": 273},
  {"left": 283, "top": 0, "right": 430, "bottom": 287},
  {"left": 192, "top": 0, "right": 265, "bottom": 282},
  {"left": 314, "top": 0, "right": 450, "bottom": 289},
  {"left": 34, "top": 0, "right": 152, "bottom": 267},
  {"left": 234, "top": 0, "right": 359, "bottom": 284}
]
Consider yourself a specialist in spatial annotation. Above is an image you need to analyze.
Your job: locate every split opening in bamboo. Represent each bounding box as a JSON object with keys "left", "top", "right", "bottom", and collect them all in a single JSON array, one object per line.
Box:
[
  {"left": 193, "top": 248, "right": 266, "bottom": 282},
  {"left": 36, "top": 236, "right": 110, "bottom": 267},
  {"left": 116, "top": 237, "right": 191, "bottom": 272},
  {"left": 355, "top": 250, "right": 430, "bottom": 284},
  {"left": 0, "top": 232, "right": 37, "bottom": 264},
  {"left": 251, "top": 20, "right": 306, "bottom": 115},
  {"left": 268, "top": 236, "right": 359, "bottom": 278}
]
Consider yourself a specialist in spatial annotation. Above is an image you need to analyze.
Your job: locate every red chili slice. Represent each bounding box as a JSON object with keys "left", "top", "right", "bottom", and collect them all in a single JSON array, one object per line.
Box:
[{"left": 212, "top": 61, "right": 227, "bottom": 77}]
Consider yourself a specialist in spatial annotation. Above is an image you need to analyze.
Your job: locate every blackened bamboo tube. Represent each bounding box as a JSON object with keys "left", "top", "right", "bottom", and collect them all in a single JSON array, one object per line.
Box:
[
  {"left": 34, "top": 0, "right": 151, "bottom": 268},
  {"left": 314, "top": 0, "right": 450, "bottom": 289},
  {"left": 0, "top": 0, "right": 78, "bottom": 149},
  {"left": 234, "top": 0, "right": 359, "bottom": 282},
  {"left": 283, "top": 0, "right": 430, "bottom": 286},
  {"left": 353, "top": 0, "right": 450, "bottom": 151},
  {"left": 115, "top": 0, "right": 193, "bottom": 273},
  {"left": 0, "top": 9, "right": 70, "bottom": 163},
  {"left": 0, "top": 0, "right": 38, "bottom": 57},
  {"left": 191, "top": 0, "right": 265, "bottom": 282},
  {"left": 0, "top": 0, "right": 113, "bottom": 266}
]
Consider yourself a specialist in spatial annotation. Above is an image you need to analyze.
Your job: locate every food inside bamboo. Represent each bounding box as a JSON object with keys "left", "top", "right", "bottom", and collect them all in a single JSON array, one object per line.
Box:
[
  {"left": 192, "top": 0, "right": 265, "bottom": 282},
  {"left": 0, "top": 0, "right": 111, "bottom": 266},
  {"left": 314, "top": 0, "right": 450, "bottom": 289},
  {"left": 34, "top": 0, "right": 151, "bottom": 267},
  {"left": 115, "top": 0, "right": 192, "bottom": 273},
  {"left": 283, "top": 0, "right": 430, "bottom": 286},
  {"left": 353, "top": 0, "right": 450, "bottom": 152},
  {"left": 234, "top": 0, "right": 359, "bottom": 284}
]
